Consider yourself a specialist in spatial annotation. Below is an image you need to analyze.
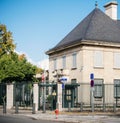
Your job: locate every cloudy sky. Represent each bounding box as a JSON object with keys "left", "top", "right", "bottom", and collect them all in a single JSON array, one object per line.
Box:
[{"left": 0, "top": 0, "right": 120, "bottom": 69}]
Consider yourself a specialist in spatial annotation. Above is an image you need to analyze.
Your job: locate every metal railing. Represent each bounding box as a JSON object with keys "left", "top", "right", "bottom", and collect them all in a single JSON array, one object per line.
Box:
[
  {"left": 74, "top": 83, "right": 120, "bottom": 111},
  {"left": 13, "top": 82, "right": 33, "bottom": 107}
]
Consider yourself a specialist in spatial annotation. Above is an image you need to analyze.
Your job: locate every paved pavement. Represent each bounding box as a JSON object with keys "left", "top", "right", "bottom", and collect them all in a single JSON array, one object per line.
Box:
[{"left": 0, "top": 108, "right": 120, "bottom": 123}]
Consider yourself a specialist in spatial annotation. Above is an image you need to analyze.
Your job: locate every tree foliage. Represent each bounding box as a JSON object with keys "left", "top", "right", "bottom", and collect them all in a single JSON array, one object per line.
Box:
[
  {"left": 0, "top": 24, "right": 15, "bottom": 56},
  {"left": 0, "top": 24, "right": 39, "bottom": 83}
]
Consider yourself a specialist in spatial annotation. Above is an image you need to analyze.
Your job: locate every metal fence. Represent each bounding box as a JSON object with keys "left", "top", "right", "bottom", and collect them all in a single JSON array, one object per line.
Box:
[
  {"left": 74, "top": 83, "right": 120, "bottom": 111},
  {"left": 0, "top": 83, "right": 6, "bottom": 105},
  {"left": 38, "top": 82, "right": 57, "bottom": 111},
  {"left": 1, "top": 82, "right": 120, "bottom": 112},
  {"left": 13, "top": 82, "right": 33, "bottom": 107}
]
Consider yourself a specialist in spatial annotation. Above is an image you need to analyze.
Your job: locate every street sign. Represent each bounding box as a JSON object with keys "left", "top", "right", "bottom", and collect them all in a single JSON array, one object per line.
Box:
[
  {"left": 90, "top": 73, "right": 94, "bottom": 87},
  {"left": 90, "top": 80, "right": 94, "bottom": 87},
  {"left": 90, "top": 73, "right": 94, "bottom": 80},
  {"left": 60, "top": 76, "right": 67, "bottom": 83}
]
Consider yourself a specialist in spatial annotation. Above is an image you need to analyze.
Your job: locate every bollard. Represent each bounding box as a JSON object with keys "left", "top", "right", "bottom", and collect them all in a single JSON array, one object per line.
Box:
[
  {"left": 3, "top": 102, "right": 6, "bottom": 114},
  {"left": 103, "top": 103, "right": 106, "bottom": 112},
  {"left": 15, "top": 102, "right": 19, "bottom": 114},
  {"left": 80, "top": 102, "right": 83, "bottom": 112},
  {"left": 113, "top": 103, "right": 116, "bottom": 112},
  {"left": 68, "top": 102, "right": 71, "bottom": 112},
  {"left": 32, "top": 103, "right": 36, "bottom": 114},
  {"left": 55, "top": 109, "right": 59, "bottom": 119}
]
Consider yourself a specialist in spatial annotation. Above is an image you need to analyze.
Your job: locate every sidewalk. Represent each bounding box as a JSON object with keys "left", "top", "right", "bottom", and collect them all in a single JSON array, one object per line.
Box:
[
  {"left": 24, "top": 111, "right": 120, "bottom": 123},
  {"left": 0, "top": 108, "right": 120, "bottom": 123}
]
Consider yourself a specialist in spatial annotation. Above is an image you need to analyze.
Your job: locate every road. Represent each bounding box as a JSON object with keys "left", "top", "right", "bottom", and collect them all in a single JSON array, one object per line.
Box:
[
  {"left": 0, "top": 115, "right": 62, "bottom": 123},
  {"left": 1, "top": 111, "right": 120, "bottom": 123}
]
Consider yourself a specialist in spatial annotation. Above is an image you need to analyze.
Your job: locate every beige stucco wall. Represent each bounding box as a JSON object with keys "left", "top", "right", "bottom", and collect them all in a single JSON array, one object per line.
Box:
[
  {"left": 49, "top": 45, "right": 120, "bottom": 83},
  {"left": 82, "top": 46, "right": 120, "bottom": 83}
]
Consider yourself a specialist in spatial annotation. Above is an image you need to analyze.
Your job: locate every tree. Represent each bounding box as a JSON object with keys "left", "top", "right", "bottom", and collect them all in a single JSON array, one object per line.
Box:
[
  {"left": 0, "top": 24, "right": 38, "bottom": 83},
  {"left": 0, "top": 24, "right": 15, "bottom": 56}
]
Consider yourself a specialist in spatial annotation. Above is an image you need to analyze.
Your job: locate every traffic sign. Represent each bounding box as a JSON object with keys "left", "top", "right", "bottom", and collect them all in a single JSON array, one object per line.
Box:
[
  {"left": 90, "top": 73, "right": 94, "bottom": 80},
  {"left": 60, "top": 76, "right": 67, "bottom": 83},
  {"left": 90, "top": 80, "right": 94, "bottom": 87}
]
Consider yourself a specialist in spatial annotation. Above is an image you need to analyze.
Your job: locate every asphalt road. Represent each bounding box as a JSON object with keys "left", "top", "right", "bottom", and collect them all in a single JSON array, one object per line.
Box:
[{"left": 0, "top": 115, "right": 62, "bottom": 123}]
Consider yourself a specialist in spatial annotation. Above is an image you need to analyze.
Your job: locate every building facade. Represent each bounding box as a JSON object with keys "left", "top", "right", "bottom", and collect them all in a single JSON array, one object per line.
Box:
[{"left": 46, "top": 1, "right": 120, "bottom": 108}]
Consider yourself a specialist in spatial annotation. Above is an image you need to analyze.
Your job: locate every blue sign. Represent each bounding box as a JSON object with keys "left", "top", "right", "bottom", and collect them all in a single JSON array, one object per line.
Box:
[
  {"left": 60, "top": 77, "right": 67, "bottom": 83},
  {"left": 90, "top": 73, "right": 94, "bottom": 80}
]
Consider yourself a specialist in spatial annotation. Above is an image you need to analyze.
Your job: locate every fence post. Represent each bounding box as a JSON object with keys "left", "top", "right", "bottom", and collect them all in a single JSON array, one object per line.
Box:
[
  {"left": 103, "top": 84, "right": 106, "bottom": 112},
  {"left": 7, "top": 84, "right": 13, "bottom": 109},
  {"left": 3, "top": 102, "right": 6, "bottom": 114},
  {"left": 68, "top": 102, "right": 71, "bottom": 112},
  {"left": 33, "top": 83, "right": 39, "bottom": 112},
  {"left": 90, "top": 87, "right": 94, "bottom": 112},
  {"left": 15, "top": 102, "right": 19, "bottom": 114},
  {"left": 103, "top": 103, "right": 106, "bottom": 112},
  {"left": 80, "top": 102, "right": 83, "bottom": 112},
  {"left": 113, "top": 103, "right": 116, "bottom": 112},
  {"left": 32, "top": 103, "right": 36, "bottom": 114}
]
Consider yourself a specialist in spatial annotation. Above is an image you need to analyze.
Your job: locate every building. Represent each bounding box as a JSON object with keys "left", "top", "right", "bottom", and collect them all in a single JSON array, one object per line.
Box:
[{"left": 46, "top": 1, "right": 120, "bottom": 109}]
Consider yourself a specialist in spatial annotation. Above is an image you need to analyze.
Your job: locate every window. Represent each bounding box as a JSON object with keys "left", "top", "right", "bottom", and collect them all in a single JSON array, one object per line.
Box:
[
  {"left": 114, "top": 79, "right": 120, "bottom": 98},
  {"left": 54, "top": 59, "right": 57, "bottom": 70},
  {"left": 114, "top": 53, "right": 120, "bottom": 68},
  {"left": 94, "top": 79, "right": 103, "bottom": 98},
  {"left": 62, "top": 56, "right": 66, "bottom": 69},
  {"left": 72, "top": 53, "right": 77, "bottom": 68},
  {"left": 94, "top": 51, "right": 103, "bottom": 68},
  {"left": 71, "top": 79, "right": 77, "bottom": 83}
]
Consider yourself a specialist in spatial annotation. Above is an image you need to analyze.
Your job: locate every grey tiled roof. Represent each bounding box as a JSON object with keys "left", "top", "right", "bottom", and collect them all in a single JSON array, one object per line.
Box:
[
  {"left": 117, "top": 20, "right": 120, "bottom": 28},
  {"left": 47, "top": 8, "right": 120, "bottom": 53}
]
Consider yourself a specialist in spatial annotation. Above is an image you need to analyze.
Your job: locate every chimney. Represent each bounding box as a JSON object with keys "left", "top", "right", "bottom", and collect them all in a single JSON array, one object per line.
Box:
[{"left": 104, "top": 1, "right": 118, "bottom": 20}]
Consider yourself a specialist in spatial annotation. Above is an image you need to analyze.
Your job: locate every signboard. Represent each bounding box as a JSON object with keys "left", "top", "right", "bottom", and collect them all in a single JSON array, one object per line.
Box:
[
  {"left": 60, "top": 76, "right": 68, "bottom": 89},
  {"left": 90, "top": 73, "right": 94, "bottom": 80},
  {"left": 90, "top": 73, "right": 94, "bottom": 87},
  {"left": 90, "top": 80, "right": 94, "bottom": 87},
  {"left": 60, "top": 76, "right": 67, "bottom": 83}
]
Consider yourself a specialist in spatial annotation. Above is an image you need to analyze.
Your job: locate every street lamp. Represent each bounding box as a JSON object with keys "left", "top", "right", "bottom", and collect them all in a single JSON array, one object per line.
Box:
[{"left": 52, "top": 90, "right": 56, "bottom": 98}]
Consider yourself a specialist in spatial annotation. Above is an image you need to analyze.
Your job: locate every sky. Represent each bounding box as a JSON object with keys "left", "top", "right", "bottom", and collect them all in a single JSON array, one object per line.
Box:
[{"left": 0, "top": 0, "right": 120, "bottom": 68}]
